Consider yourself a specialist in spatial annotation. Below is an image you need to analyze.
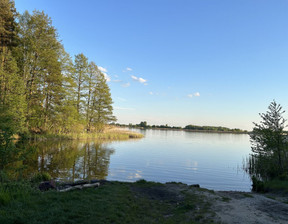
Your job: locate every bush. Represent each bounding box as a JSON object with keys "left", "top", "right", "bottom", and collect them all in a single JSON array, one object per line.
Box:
[
  {"left": 251, "top": 176, "right": 265, "bottom": 192},
  {"left": 31, "top": 172, "right": 51, "bottom": 183}
]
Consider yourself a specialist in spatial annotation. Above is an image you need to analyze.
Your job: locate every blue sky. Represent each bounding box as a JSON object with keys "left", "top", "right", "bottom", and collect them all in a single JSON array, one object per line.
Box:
[{"left": 14, "top": 0, "right": 288, "bottom": 130}]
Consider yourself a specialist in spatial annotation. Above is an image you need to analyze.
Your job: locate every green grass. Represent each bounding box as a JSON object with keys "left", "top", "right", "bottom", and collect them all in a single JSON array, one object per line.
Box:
[
  {"left": 221, "top": 196, "right": 231, "bottom": 202},
  {"left": 0, "top": 181, "right": 218, "bottom": 224},
  {"left": 242, "top": 193, "right": 254, "bottom": 198},
  {"left": 252, "top": 177, "right": 288, "bottom": 194},
  {"left": 262, "top": 179, "right": 288, "bottom": 193},
  {"left": 266, "top": 195, "right": 276, "bottom": 200},
  {"left": 0, "top": 182, "right": 34, "bottom": 206}
]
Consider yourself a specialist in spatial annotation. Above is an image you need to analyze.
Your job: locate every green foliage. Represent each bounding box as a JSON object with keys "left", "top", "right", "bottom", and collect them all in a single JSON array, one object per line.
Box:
[
  {"left": 247, "top": 101, "right": 288, "bottom": 182},
  {"left": 31, "top": 172, "right": 51, "bottom": 183},
  {"left": 139, "top": 121, "right": 147, "bottom": 128},
  {"left": 184, "top": 125, "right": 246, "bottom": 132},
  {"left": 246, "top": 101, "right": 288, "bottom": 193},
  {"left": 251, "top": 176, "right": 265, "bottom": 192},
  {"left": 118, "top": 122, "right": 245, "bottom": 132},
  {"left": 74, "top": 53, "right": 89, "bottom": 116},
  {"left": 16, "top": 10, "right": 65, "bottom": 131},
  {"left": 0, "top": 0, "right": 18, "bottom": 50},
  {"left": 0, "top": 105, "right": 18, "bottom": 171},
  {"left": 89, "top": 71, "right": 116, "bottom": 132},
  {"left": 135, "top": 179, "right": 148, "bottom": 184},
  {"left": 0, "top": 4, "right": 116, "bottom": 137},
  {"left": 251, "top": 176, "right": 288, "bottom": 193}
]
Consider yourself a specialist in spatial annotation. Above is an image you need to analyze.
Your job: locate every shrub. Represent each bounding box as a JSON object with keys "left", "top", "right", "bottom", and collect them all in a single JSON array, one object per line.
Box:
[{"left": 31, "top": 172, "right": 51, "bottom": 183}]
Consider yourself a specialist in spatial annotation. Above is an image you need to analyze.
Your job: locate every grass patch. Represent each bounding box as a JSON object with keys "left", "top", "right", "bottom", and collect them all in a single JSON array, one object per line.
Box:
[
  {"left": 196, "top": 188, "right": 215, "bottom": 194},
  {"left": 266, "top": 195, "right": 276, "bottom": 200},
  {"left": 0, "top": 180, "right": 218, "bottom": 224},
  {"left": 242, "top": 193, "right": 254, "bottom": 198},
  {"left": 221, "top": 197, "right": 231, "bottom": 202},
  {"left": 0, "top": 182, "right": 34, "bottom": 206},
  {"left": 263, "top": 179, "right": 288, "bottom": 193},
  {"left": 253, "top": 178, "right": 288, "bottom": 194}
]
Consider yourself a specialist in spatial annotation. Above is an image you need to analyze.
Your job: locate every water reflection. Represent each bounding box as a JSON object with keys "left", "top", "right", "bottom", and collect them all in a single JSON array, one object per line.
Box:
[
  {"left": 3, "top": 130, "right": 251, "bottom": 191},
  {"left": 17, "top": 140, "right": 115, "bottom": 182}
]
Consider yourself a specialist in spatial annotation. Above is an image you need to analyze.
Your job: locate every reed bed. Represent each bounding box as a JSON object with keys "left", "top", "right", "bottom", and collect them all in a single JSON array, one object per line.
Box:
[{"left": 28, "top": 128, "right": 143, "bottom": 141}]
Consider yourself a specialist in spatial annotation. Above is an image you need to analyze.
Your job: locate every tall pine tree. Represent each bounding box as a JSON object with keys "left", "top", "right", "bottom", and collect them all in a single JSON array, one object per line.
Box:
[
  {"left": 90, "top": 71, "right": 116, "bottom": 132},
  {"left": 16, "top": 10, "right": 64, "bottom": 132},
  {"left": 85, "top": 62, "right": 97, "bottom": 131},
  {"left": 74, "top": 53, "right": 89, "bottom": 119},
  {"left": 0, "top": 0, "right": 26, "bottom": 134}
]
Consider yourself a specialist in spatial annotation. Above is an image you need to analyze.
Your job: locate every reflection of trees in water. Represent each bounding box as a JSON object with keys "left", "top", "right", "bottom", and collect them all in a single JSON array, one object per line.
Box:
[
  {"left": 73, "top": 142, "right": 115, "bottom": 181},
  {"left": 18, "top": 140, "right": 114, "bottom": 181}
]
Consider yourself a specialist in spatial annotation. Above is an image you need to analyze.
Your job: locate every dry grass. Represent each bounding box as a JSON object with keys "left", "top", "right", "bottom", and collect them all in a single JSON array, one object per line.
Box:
[{"left": 26, "top": 126, "right": 143, "bottom": 141}]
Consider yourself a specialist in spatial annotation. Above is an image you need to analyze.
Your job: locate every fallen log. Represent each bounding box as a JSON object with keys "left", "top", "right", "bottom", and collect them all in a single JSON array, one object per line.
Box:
[{"left": 58, "top": 182, "right": 100, "bottom": 192}]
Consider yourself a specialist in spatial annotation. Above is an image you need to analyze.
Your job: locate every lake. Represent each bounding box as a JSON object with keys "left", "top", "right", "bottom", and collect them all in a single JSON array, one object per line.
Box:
[
  {"left": 108, "top": 129, "right": 252, "bottom": 191},
  {"left": 16, "top": 129, "right": 252, "bottom": 191}
]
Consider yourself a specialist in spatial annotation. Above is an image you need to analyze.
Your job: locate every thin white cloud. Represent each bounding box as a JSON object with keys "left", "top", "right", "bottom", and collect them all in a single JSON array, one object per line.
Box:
[
  {"left": 98, "top": 66, "right": 107, "bottom": 73},
  {"left": 98, "top": 66, "right": 111, "bottom": 82},
  {"left": 149, "top": 91, "right": 161, "bottom": 96},
  {"left": 131, "top": 75, "right": 138, "bottom": 81},
  {"left": 122, "top": 82, "right": 130, "bottom": 88},
  {"left": 122, "top": 67, "right": 133, "bottom": 72},
  {"left": 112, "top": 79, "right": 122, "bottom": 83},
  {"left": 131, "top": 75, "right": 147, "bottom": 85},
  {"left": 103, "top": 72, "right": 111, "bottom": 82},
  {"left": 188, "top": 92, "right": 200, "bottom": 98},
  {"left": 138, "top": 78, "right": 147, "bottom": 83}
]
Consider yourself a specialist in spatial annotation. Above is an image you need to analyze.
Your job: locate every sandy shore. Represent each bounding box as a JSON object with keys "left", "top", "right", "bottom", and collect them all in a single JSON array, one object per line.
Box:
[
  {"left": 138, "top": 182, "right": 288, "bottom": 223},
  {"left": 211, "top": 191, "right": 288, "bottom": 224}
]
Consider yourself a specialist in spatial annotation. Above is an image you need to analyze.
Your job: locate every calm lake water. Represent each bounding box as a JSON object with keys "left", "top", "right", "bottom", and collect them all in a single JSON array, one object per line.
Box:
[
  {"left": 17, "top": 129, "right": 252, "bottom": 191},
  {"left": 108, "top": 129, "right": 252, "bottom": 191}
]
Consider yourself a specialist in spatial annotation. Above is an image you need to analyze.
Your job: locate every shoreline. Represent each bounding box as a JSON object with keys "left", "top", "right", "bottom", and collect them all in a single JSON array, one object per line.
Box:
[
  {"left": 49, "top": 180, "right": 288, "bottom": 223},
  {"left": 1, "top": 179, "right": 287, "bottom": 223}
]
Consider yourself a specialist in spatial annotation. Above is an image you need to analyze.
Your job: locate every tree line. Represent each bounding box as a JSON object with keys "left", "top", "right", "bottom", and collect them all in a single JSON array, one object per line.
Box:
[
  {"left": 0, "top": 0, "right": 115, "bottom": 137},
  {"left": 115, "top": 122, "right": 247, "bottom": 133}
]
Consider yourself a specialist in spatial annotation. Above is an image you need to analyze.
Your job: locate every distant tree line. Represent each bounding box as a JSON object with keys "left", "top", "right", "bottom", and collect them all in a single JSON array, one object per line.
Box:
[
  {"left": 184, "top": 125, "right": 246, "bottom": 133},
  {"left": 114, "top": 122, "right": 247, "bottom": 133},
  {"left": 114, "top": 122, "right": 181, "bottom": 130},
  {"left": 0, "top": 0, "right": 115, "bottom": 138}
]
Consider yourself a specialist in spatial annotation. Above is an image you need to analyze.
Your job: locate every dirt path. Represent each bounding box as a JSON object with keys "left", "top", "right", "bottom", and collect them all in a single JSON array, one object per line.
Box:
[
  {"left": 211, "top": 191, "right": 288, "bottom": 224},
  {"left": 145, "top": 182, "right": 288, "bottom": 223},
  {"left": 129, "top": 181, "right": 288, "bottom": 223}
]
